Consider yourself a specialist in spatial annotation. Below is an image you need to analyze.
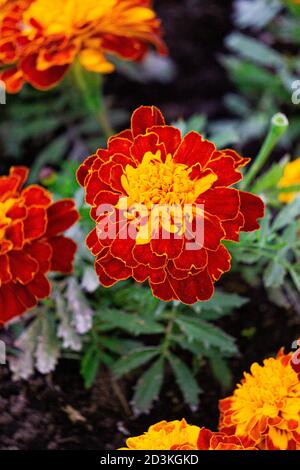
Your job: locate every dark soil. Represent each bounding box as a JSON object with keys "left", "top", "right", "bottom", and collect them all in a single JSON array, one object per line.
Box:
[{"left": 1, "top": 0, "right": 299, "bottom": 451}]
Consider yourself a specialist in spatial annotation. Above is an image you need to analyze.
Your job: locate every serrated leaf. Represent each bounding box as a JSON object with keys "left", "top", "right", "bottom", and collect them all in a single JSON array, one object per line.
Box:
[
  {"left": 175, "top": 315, "right": 238, "bottom": 354},
  {"left": 132, "top": 357, "right": 164, "bottom": 414},
  {"left": 289, "top": 267, "right": 300, "bottom": 292},
  {"left": 168, "top": 353, "right": 201, "bottom": 409},
  {"left": 98, "top": 308, "right": 164, "bottom": 335},
  {"left": 209, "top": 355, "right": 233, "bottom": 390},
  {"left": 112, "top": 348, "right": 160, "bottom": 378},
  {"left": 194, "top": 290, "right": 249, "bottom": 319},
  {"left": 226, "top": 33, "right": 284, "bottom": 68}
]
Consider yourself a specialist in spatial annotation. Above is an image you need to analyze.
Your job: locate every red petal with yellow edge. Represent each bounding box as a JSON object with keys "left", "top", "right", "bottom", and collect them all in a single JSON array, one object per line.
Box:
[
  {"left": 131, "top": 106, "right": 165, "bottom": 138},
  {"left": 202, "top": 213, "right": 225, "bottom": 251},
  {"left": 27, "top": 272, "right": 51, "bottom": 299},
  {"left": 174, "top": 246, "right": 207, "bottom": 271},
  {"left": 197, "top": 428, "right": 213, "bottom": 450},
  {"left": 130, "top": 132, "right": 166, "bottom": 164},
  {"left": 46, "top": 199, "right": 79, "bottom": 237},
  {"left": 9, "top": 250, "right": 38, "bottom": 284},
  {"left": 6, "top": 202, "right": 26, "bottom": 220},
  {"left": 147, "top": 125, "right": 182, "bottom": 156},
  {"left": 239, "top": 191, "right": 265, "bottom": 232},
  {"left": 110, "top": 235, "right": 137, "bottom": 268},
  {"left": 222, "top": 212, "right": 245, "bottom": 242},
  {"left": 24, "top": 241, "right": 52, "bottom": 274},
  {"left": 86, "top": 228, "right": 106, "bottom": 256},
  {"left": 14, "top": 283, "right": 36, "bottom": 310},
  {"left": 100, "top": 253, "right": 132, "bottom": 281},
  {"left": 168, "top": 268, "right": 214, "bottom": 304},
  {"left": 21, "top": 54, "right": 69, "bottom": 90},
  {"left": 133, "top": 265, "right": 167, "bottom": 284},
  {"left": 108, "top": 136, "right": 133, "bottom": 157},
  {"left": 22, "top": 185, "right": 52, "bottom": 207},
  {"left": 198, "top": 187, "right": 240, "bottom": 221},
  {"left": 77, "top": 155, "right": 97, "bottom": 187},
  {"left": 93, "top": 190, "right": 120, "bottom": 208},
  {"left": 0, "top": 284, "right": 26, "bottom": 324},
  {"left": 86, "top": 171, "right": 111, "bottom": 205},
  {"left": 207, "top": 244, "right": 231, "bottom": 281},
  {"left": 0, "top": 255, "right": 12, "bottom": 284},
  {"left": 5, "top": 221, "right": 24, "bottom": 249},
  {"left": 132, "top": 243, "right": 166, "bottom": 268},
  {"left": 174, "top": 131, "right": 215, "bottom": 167},
  {"left": 166, "top": 261, "right": 189, "bottom": 280},
  {"left": 9, "top": 167, "right": 29, "bottom": 189},
  {"left": 208, "top": 155, "right": 242, "bottom": 187},
  {"left": 151, "top": 233, "right": 184, "bottom": 259},
  {"left": 49, "top": 236, "right": 77, "bottom": 273},
  {"left": 150, "top": 276, "right": 178, "bottom": 302},
  {"left": 219, "top": 149, "right": 250, "bottom": 168},
  {"left": 108, "top": 129, "right": 133, "bottom": 144},
  {"left": 23, "top": 206, "right": 47, "bottom": 240},
  {"left": 95, "top": 261, "right": 118, "bottom": 287}
]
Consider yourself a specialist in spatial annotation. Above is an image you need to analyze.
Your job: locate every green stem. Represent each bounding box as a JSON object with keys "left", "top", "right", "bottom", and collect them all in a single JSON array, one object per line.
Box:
[
  {"left": 161, "top": 302, "right": 178, "bottom": 356},
  {"left": 71, "top": 60, "right": 114, "bottom": 138},
  {"left": 241, "top": 113, "right": 289, "bottom": 190}
]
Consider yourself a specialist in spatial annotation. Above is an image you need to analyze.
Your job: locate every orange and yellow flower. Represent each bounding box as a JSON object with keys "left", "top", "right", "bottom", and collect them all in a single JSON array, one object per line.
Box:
[
  {"left": 0, "top": 166, "right": 79, "bottom": 325},
  {"left": 0, "top": 0, "right": 166, "bottom": 93},
  {"left": 219, "top": 349, "right": 300, "bottom": 450},
  {"left": 77, "top": 106, "right": 264, "bottom": 304},
  {"left": 120, "top": 419, "right": 200, "bottom": 450},
  {"left": 197, "top": 428, "right": 257, "bottom": 450},
  {"left": 278, "top": 158, "right": 300, "bottom": 203}
]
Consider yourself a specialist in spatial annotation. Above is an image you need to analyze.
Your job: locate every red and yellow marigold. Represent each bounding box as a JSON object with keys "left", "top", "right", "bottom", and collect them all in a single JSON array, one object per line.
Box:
[
  {"left": 219, "top": 349, "right": 300, "bottom": 450},
  {"left": 278, "top": 158, "right": 300, "bottom": 203},
  {"left": 77, "top": 106, "right": 264, "bottom": 304},
  {"left": 197, "top": 428, "right": 257, "bottom": 450},
  {"left": 0, "top": 0, "right": 166, "bottom": 93},
  {"left": 0, "top": 166, "right": 79, "bottom": 325},
  {"left": 120, "top": 419, "right": 200, "bottom": 450}
]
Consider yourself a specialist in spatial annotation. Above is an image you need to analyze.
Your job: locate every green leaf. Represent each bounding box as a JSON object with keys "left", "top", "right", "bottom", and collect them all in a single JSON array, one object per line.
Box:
[
  {"left": 80, "top": 347, "right": 102, "bottom": 388},
  {"left": 251, "top": 163, "right": 284, "bottom": 193},
  {"left": 168, "top": 353, "right": 202, "bottom": 409},
  {"left": 175, "top": 315, "right": 238, "bottom": 354},
  {"left": 272, "top": 197, "right": 300, "bottom": 231},
  {"left": 112, "top": 348, "right": 160, "bottom": 378},
  {"left": 98, "top": 308, "right": 164, "bottom": 335},
  {"left": 289, "top": 267, "right": 300, "bottom": 292},
  {"left": 193, "top": 290, "right": 249, "bottom": 319},
  {"left": 28, "top": 135, "right": 70, "bottom": 183},
  {"left": 226, "top": 33, "right": 284, "bottom": 68},
  {"left": 132, "top": 357, "right": 164, "bottom": 413},
  {"left": 263, "top": 260, "right": 286, "bottom": 288},
  {"left": 209, "top": 355, "right": 233, "bottom": 390}
]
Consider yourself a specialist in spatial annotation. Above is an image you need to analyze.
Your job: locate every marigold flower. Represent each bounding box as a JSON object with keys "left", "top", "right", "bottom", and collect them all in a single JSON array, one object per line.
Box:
[
  {"left": 278, "top": 158, "right": 300, "bottom": 203},
  {"left": 0, "top": 0, "right": 166, "bottom": 93},
  {"left": 0, "top": 166, "right": 79, "bottom": 325},
  {"left": 120, "top": 419, "right": 200, "bottom": 450},
  {"left": 77, "top": 106, "right": 264, "bottom": 304},
  {"left": 219, "top": 349, "right": 300, "bottom": 450},
  {"left": 197, "top": 428, "right": 257, "bottom": 450}
]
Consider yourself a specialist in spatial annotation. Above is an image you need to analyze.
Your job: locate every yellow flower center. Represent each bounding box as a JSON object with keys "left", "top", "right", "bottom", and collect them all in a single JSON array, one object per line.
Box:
[
  {"left": 0, "top": 198, "right": 16, "bottom": 240},
  {"left": 121, "top": 151, "right": 217, "bottom": 208}
]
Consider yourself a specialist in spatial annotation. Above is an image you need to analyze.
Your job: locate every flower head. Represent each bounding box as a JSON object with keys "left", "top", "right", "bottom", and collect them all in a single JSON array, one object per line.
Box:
[
  {"left": 278, "top": 158, "right": 300, "bottom": 203},
  {"left": 219, "top": 349, "right": 300, "bottom": 450},
  {"left": 197, "top": 428, "right": 257, "bottom": 450},
  {"left": 0, "top": 0, "right": 166, "bottom": 92},
  {"left": 77, "top": 106, "right": 264, "bottom": 304},
  {"left": 120, "top": 419, "right": 200, "bottom": 450},
  {"left": 0, "top": 166, "right": 79, "bottom": 325}
]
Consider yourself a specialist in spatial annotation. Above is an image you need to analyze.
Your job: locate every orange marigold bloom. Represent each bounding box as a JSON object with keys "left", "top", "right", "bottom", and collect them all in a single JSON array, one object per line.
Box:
[
  {"left": 0, "top": 166, "right": 79, "bottom": 325},
  {"left": 120, "top": 419, "right": 200, "bottom": 450},
  {"left": 219, "top": 349, "right": 300, "bottom": 450},
  {"left": 197, "top": 428, "right": 257, "bottom": 450},
  {"left": 278, "top": 158, "right": 300, "bottom": 203},
  {"left": 0, "top": 0, "right": 166, "bottom": 93},
  {"left": 77, "top": 106, "right": 264, "bottom": 304}
]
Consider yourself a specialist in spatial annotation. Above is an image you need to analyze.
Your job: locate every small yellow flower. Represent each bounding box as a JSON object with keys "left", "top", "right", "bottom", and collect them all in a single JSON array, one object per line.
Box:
[
  {"left": 278, "top": 158, "right": 300, "bottom": 203},
  {"left": 120, "top": 419, "right": 200, "bottom": 450},
  {"left": 219, "top": 349, "right": 300, "bottom": 450}
]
